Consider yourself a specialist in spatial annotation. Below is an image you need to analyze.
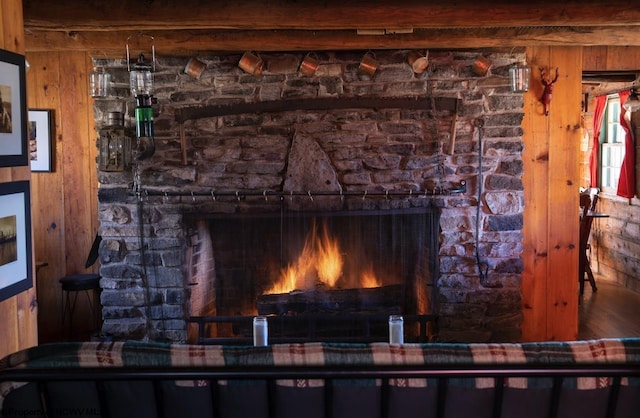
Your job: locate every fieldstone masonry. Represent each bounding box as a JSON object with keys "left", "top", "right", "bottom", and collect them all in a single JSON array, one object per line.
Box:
[{"left": 94, "top": 49, "right": 526, "bottom": 343}]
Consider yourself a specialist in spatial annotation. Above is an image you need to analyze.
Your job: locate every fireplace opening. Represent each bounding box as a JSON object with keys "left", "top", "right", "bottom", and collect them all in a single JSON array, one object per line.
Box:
[{"left": 187, "top": 206, "right": 440, "bottom": 342}]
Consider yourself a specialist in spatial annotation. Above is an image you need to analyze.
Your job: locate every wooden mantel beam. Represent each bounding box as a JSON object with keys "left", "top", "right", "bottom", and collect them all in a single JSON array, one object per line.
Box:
[
  {"left": 22, "top": 0, "right": 640, "bottom": 32},
  {"left": 24, "top": 26, "right": 640, "bottom": 55}
]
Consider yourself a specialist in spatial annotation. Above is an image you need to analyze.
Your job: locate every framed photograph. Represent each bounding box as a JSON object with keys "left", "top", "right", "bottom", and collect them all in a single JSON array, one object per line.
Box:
[
  {"left": 28, "top": 109, "right": 53, "bottom": 172},
  {"left": 0, "top": 49, "right": 28, "bottom": 167},
  {"left": 0, "top": 181, "right": 33, "bottom": 302}
]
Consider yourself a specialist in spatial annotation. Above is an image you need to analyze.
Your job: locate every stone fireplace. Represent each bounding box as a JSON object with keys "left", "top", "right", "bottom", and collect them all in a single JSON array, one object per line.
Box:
[{"left": 95, "top": 49, "right": 525, "bottom": 343}]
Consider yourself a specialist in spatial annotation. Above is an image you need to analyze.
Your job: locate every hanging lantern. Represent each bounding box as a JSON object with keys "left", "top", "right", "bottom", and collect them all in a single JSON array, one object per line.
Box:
[
  {"left": 98, "top": 112, "right": 132, "bottom": 172},
  {"left": 129, "top": 53, "right": 154, "bottom": 97},
  {"left": 509, "top": 61, "right": 531, "bottom": 93},
  {"left": 126, "top": 35, "right": 156, "bottom": 160},
  {"left": 89, "top": 66, "right": 111, "bottom": 98}
]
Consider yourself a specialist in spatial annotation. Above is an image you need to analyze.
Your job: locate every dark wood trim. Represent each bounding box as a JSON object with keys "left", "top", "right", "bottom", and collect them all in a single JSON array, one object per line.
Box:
[
  {"left": 23, "top": 0, "right": 640, "bottom": 31},
  {"left": 25, "top": 26, "right": 640, "bottom": 55},
  {"left": 174, "top": 96, "right": 460, "bottom": 123}
]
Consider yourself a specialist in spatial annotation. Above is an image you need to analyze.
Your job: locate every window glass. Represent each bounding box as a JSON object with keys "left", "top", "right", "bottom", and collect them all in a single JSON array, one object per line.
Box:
[{"left": 600, "top": 96, "right": 625, "bottom": 193}]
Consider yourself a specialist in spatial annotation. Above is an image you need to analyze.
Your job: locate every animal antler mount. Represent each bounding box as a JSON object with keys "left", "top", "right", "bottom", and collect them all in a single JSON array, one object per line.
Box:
[{"left": 539, "top": 67, "right": 559, "bottom": 116}]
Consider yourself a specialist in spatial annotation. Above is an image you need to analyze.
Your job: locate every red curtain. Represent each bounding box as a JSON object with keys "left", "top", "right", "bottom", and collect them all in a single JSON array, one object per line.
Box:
[
  {"left": 589, "top": 95, "right": 608, "bottom": 187},
  {"left": 617, "top": 91, "right": 636, "bottom": 198}
]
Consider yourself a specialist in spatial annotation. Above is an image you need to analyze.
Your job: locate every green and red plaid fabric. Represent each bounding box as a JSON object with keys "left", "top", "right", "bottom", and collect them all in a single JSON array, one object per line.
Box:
[{"left": 2, "top": 338, "right": 640, "bottom": 408}]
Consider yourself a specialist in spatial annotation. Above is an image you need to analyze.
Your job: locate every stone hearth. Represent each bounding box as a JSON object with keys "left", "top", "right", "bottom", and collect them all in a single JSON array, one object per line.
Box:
[{"left": 95, "top": 49, "right": 525, "bottom": 343}]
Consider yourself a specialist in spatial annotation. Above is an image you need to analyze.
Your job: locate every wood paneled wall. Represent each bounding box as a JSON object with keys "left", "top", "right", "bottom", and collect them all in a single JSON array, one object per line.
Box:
[
  {"left": 26, "top": 51, "right": 100, "bottom": 343},
  {"left": 521, "top": 47, "right": 582, "bottom": 342},
  {"left": 0, "top": 0, "right": 38, "bottom": 358},
  {"left": 580, "top": 46, "right": 640, "bottom": 295}
]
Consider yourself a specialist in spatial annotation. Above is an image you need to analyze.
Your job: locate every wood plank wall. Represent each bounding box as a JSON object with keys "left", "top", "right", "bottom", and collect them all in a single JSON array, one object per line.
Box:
[
  {"left": 26, "top": 51, "right": 100, "bottom": 343},
  {"left": 521, "top": 46, "right": 582, "bottom": 342},
  {"left": 580, "top": 46, "right": 640, "bottom": 294},
  {"left": 0, "top": 0, "right": 38, "bottom": 358}
]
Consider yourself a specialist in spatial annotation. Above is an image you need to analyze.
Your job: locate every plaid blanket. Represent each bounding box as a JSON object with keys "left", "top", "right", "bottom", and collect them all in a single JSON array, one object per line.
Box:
[{"left": 2, "top": 338, "right": 640, "bottom": 409}]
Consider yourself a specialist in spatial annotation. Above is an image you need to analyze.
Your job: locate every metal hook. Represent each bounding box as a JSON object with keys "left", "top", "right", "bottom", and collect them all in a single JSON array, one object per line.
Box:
[
  {"left": 191, "top": 191, "right": 196, "bottom": 202},
  {"left": 362, "top": 190, "right": 368, "bottom": 200},
  {"left": 385, "top": 190, "right": 389, "bottom": 200},
  {"left": 126, "top": 33, "right": 156, "bottom": 72},
  {"left": 236, "top": 191, "right": 241, "bottom": 201},
  {"left": 211, "top": 190, "right": 216, "bottom": 201},
  {"left": 308, "top": 191, "right": 314, "bottom": 202},
  {"left": 263, "top": 190, "right": 268, "bottom": 202},
  {"left": 163, "top": 192, "right": 168, "bottom": 203}
]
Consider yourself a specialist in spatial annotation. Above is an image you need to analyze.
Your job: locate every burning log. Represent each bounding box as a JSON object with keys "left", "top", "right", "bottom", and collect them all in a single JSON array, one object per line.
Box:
[{"left": 257, "top": 284, "right": 403, "bottom": 316}]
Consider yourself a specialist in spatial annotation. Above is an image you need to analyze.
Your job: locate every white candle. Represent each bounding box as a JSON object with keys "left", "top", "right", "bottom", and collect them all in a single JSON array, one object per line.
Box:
[
  {"left": 253, "top": 316, "right": 268, "bottom": 347},
  {"left": 388, "top": 315, "right": 404, "bottom": 344}
]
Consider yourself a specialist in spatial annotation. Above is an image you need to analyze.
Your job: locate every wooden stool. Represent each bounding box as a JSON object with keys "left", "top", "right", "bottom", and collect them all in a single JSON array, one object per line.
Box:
[{"left": 60, "top": 273, "right": 101, "bottom": 340}]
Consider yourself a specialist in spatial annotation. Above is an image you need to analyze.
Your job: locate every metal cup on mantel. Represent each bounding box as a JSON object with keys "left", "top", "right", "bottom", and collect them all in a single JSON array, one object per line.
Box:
[
  {"left": 185, "top": 57, "right": 206, "bottom": 79},
  {"left": 358, "top": 51, "right": 379, "bottom": 78},
  {"left": 472, "top": 55, "right": 492, "bottom": 76},
  {"left": 407, "top": 50, "right": 429, "bottom": 74},
  {"left": 299, "top": 52, "right": 320, "bottom": 77},
  {"left": 238, "top": 51, "right": 264, "bottom": 76}
]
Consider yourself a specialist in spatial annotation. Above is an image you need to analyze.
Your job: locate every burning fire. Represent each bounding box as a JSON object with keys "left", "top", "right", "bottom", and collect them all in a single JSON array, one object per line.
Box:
[
  {"left": 265, "top": 219, "right": 383, "bottom": 294},
  {"left": 360, "top": 266, "right": 382, "bottom": 288}
]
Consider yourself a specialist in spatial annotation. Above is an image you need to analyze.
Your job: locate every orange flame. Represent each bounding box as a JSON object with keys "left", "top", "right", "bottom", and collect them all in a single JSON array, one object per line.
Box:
[
  {"left": 264, "top": 219, "right": 389, "bottom": 295},
  {"left": 361, "top": 266, "right": 382, "bottom": 288}
]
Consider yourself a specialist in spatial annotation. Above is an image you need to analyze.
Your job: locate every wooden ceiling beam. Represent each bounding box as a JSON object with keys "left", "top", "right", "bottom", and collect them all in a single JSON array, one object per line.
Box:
[
  {"left": 23, "top": 0, "right": 640, "bottom": 32},
  {"left": 24, "top": 26, "right": 640, "bottom": 55}
]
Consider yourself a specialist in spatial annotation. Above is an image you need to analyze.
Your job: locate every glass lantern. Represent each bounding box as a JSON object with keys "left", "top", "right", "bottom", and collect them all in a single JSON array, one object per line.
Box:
[
  {"left": 98, "top": 112, "right": 132, "bottom": 172},
  {"left": 509, "top": 62, "right": 531, "bottom": 93},
  {"left": 89, "top": 66, "right": 111, "bottom": 98},
  {"left": 130, "top": 54, "right": 154, "bottom": 97}
]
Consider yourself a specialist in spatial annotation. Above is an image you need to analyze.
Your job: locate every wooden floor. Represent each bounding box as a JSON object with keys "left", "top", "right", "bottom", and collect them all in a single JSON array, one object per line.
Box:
[{"left": 578, "top": 274, "right": 640, "bottom": 340}]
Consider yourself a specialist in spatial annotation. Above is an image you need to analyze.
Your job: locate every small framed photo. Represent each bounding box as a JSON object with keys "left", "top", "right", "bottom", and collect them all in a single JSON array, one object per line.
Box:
[
  {"left": 0, "top": 180, "right": 33, "bottom": 302},
  {"left": 0, "top": 49, "right": 28, "bottom": 167},
  {"left": 28, "top": 109, "right": 53, "bottom": 172}
]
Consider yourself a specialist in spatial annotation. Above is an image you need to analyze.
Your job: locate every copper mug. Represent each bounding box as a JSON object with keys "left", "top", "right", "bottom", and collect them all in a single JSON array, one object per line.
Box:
[
  {"left": 238, "top": 51, "right": 264, "bottom": 76},
  {"left": 358, "top": 51, "right": 379, "bottom": 78},
  {"left": 299, "top": 52, "right": 320, "bottom": 77},
  {"left": 472, "top": 55, "right": 492, "bottom": 76},
  {"left": 407, "top": 50, "right": 429, "bottom": 74},
  {"left": 185, "top": 57, "right": 206, "bottom": 79}
]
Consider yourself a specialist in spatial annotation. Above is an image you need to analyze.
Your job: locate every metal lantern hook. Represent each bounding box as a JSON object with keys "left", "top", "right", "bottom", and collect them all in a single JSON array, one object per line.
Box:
[{"left": 126, "top": 34, "right": 156, "bottom": 72}]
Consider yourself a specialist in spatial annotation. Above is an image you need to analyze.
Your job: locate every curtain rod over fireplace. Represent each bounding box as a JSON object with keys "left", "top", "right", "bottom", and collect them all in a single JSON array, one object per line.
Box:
[{"left": 133, "top": 181, "right": 466, "bottom": 200}]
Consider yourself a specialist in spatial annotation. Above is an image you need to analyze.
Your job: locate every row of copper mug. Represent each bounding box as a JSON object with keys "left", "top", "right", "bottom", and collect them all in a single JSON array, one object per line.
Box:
[{"left": 185, "top": 50, "right": 432, "bottom": 79}]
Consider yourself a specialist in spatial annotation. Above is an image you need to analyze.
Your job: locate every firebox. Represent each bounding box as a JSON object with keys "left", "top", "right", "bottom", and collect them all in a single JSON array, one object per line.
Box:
[{"left": 188, "top": 206, "right": 440, "bottom": 341}]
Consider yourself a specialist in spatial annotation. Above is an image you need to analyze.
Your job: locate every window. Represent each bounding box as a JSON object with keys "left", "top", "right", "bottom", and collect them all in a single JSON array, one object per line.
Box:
[{"left": 600, "top": 96, "right": 625, "bottom": 193}]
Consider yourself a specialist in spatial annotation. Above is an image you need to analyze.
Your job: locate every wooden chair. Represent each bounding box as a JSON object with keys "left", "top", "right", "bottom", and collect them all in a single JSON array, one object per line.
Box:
[{"left": 579, "top": 189, "right": 599, "bottom": 294}]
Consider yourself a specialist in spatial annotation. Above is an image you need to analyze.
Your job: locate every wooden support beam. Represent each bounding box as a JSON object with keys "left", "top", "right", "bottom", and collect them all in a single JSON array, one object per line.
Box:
[
  {"left": 23, "top": 0, "right": 640, "bottom": 32},
  {"left": 24, "top": 26, "right": 640, "bottom": 54}
]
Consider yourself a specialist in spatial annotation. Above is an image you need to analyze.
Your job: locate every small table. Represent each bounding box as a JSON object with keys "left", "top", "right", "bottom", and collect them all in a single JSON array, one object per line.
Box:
[{"left": 579, "top": 211, "right": 609, "bottom": 294}]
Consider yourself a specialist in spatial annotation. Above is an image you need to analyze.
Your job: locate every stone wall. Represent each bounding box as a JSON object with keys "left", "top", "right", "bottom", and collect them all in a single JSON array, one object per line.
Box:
[{"left": 94, "top": 49, "right": 525, "bottom": 343}]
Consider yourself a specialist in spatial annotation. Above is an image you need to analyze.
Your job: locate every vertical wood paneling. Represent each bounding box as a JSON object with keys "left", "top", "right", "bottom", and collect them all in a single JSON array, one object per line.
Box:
[
  {"left": 521, "top": 46, "right": 551, "bottom": 342},
  {"left": 0, "top": 0, "right": 38, "bottom": 359},
  {"left": 26, "top": 52, "right": 68, "bottom": 343},
  {"left": 24, "top": 51, "right": 100, "bottom": 342},
  {"left": 545, "top": 47, "right": 581, "bottom": 340},
  {"left": 521, "top": 46, "right": 581, "bottom": 342},
  {"left": 60, "top": 52, "right": 97, "bottom": 274}
]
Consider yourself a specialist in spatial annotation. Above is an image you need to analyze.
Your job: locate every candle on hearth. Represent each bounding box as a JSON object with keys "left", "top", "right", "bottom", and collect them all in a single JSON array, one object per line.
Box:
[
  {"left": 389, "top": 315, "right": 404, "bottom": 345},
  {"left": 253, "top": 316, "right": 268, "bottom": 347}
]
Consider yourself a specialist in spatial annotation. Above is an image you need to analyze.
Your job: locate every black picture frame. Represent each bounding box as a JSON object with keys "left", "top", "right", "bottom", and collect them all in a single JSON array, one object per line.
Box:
[
  {"left": 0, "top": 181, "right": 33, "bottom": 302},
  {"left": 28, "top": 109, "right": 54, "bottom": 172},
  {"left": 0, "top": 49, "right": 28, "bottom": 167}
]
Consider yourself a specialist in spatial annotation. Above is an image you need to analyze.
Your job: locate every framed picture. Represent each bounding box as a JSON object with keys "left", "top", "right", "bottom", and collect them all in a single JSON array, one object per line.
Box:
[
  {"left": 28, "top": 109, "right": 53, "bottom": 172},
  {"left": 0, "top": 49, "right": 28, "bottom": 167},
  {"left": 0, "top": 181, "right": 33, "bottom": 303}
]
